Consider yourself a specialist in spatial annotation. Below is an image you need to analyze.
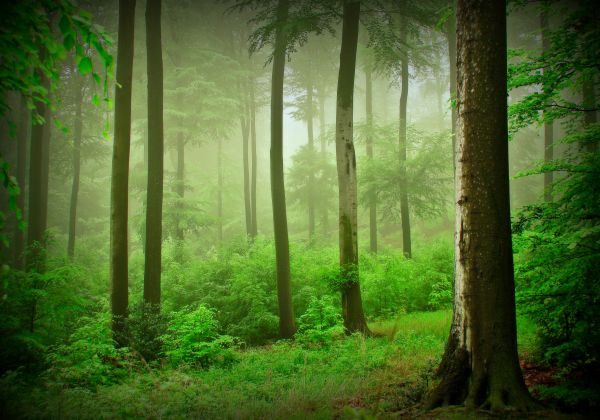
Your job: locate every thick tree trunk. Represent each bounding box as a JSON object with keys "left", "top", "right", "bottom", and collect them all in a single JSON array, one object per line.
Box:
[
  {"left": 335, "top": 0, "right": 369, "bottom": 334},
  {"left": 143, "top": 0, "right": 163, "bottom": 308},
  {"left": 67, "top": 74, "right": 83, "bottom": 259},
  {"left": 14, "top": 95, "right": 28, "bottom": 269},
  {"left": 398, "top": 23, "right": 412, "bottom": 260},
  {"left": 250, "top": 82, "right": 258, "bottom": 238},
  {"left": 217, "top": 136, "right": 223, "bottom": 245},
  {"left": 365, "top": 67, "right": 377, "bottom": 254},
  {"left": 318, "top": 91, "right": 329, "bottom": 237},
  {"left": 427, "top": 0, "right": 535, "bottom": 411},
  {"left": 26, "top": 63, "right": 51, "bottom": 272},
  {"left": 446, "top": 9, "right": 457, "bottom": 172},
  {"left": 306, "top": 82, "right": 316, "bottom": 242},
  {"left": 175, "top": 132, "right": 185, "bottom": 242},
  {"left": 241, "top": 85, "right": 252, "bottom": 237},
  {"left": 541, "top": 11, "right": 553, "bottom": 202},
  {"left": 110, "top": 0, "right": 136, "bottom": 345},
  {"left": 270, "top": 0, "right": 296, "bottom": 338}
]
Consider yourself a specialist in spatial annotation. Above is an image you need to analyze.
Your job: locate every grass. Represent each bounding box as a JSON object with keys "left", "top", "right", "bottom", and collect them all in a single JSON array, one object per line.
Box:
[{"left": 2, "top": 310, "right": 543, "bottom": 419}]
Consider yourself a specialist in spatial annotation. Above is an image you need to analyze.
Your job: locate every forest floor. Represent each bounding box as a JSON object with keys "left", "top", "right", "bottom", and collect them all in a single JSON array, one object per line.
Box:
[{"left": 1, "top": 310, "right": 589, "bottom": 419}]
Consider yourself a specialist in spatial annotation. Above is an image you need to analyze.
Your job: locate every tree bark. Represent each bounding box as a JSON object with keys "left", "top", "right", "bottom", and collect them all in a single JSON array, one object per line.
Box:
[
  {"left": 175, "top": 131, "right": 184, "bottom": 242},
  {"left": 365, "top": 66, "right": 377, "bottom": 254},
  {"left": 250, "top": 81, "right": 258, "bottom": 238},
  {"left": 306, "top": 82, "right": 316, "bottom": 242},
  {"left": 270, "top": 0, "right": 296, "bottom": 338},
  {"left": 398, "top": 22, "right": 412, "bottom": 259},
  {"left": 143, "top": 0, "right": 163, "bottom": 308},
  {"left": 217, "top": 136, "right": 223, "bottom": 245},
  {"left": 427, "top": 0, "right": 535, "bottom": 411},
  {"left": 110, "top": 0, "right": 136, "bottom": 345},
  {"left": 318, "top": 90, "right": 329, "bottom": 237},
  {"left": 13, "top": 95, "right": 28, "bottom": 269},
  {"left": 26, "top": 61, "right": 51, "bottom": 272},
  {"left": 67, "top": 73, "right": 83, "bottom": 259},
  {"left": 241, "top": 84, "right": 252, "bottom": 237},
  {"left": 446, "top": 8, "right": 457, "bottom": 172},
  {"left": 541, "top": 10, "right": 553, "bottom": 202},
  {"left": 335, "top": 0, "right": 369, "bottom": 334}
]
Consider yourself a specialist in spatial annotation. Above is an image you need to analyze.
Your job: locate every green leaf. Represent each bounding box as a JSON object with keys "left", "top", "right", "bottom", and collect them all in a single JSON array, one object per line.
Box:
[
  {"left": 78, "top": 57, "right": 93, "bottom": 75},
  {"left": 63, "top": 33, "right": 75, "bottom": 50}
]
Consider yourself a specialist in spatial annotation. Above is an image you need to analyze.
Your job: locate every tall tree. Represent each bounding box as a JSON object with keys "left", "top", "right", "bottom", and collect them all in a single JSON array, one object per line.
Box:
[
  {"left": 446, "top": 7, "right": 457, "bottom": 171},
  {"left": 335, "top": 0, "right": 369, "bottom": 334},
  {"left": 270, "top": 0, "right": 296, "bottom": 338},
  {"left": 398, "top": 21, "right": 412, "bottom": 259},
  {"left": 541, "top": 9, "right": 553, "bottom": 201},
  {"left": 144, "top": 0, "right": 164, "bottom": 308},
  {"left": 240, "top": 83, "right": 252, "bottom": 237},
  {"left": 250, "top": 81, "right": 258, "bottom": 238},
  {"left": 13, "top": 95, "right": 28, "bottom": 269},
  {"left": 26, "top": 60, "right": 51, "bottom": 271},
  {"left": 110, "top": 0, "right": 136, "bottom": 345},
  {"left": 427, "top": 0, "right": 535, "bottom": 410},
  {"left": 67, "top": 71, "right": 84, "bottom": 259},
  {"left": 306, "top": 80, "right": 316, "bottom": 242},
  {"left": 365, "top": 66, "right": 377, "bottom": 254}
]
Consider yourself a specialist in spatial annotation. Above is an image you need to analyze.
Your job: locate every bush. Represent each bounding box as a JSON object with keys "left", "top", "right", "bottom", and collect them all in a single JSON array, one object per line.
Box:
[
  {"left": 295, "top": 296, "right": 344, "bottom": 347},
  {"left": 161, "top": 305, "right": 239, "bottom": 368}
]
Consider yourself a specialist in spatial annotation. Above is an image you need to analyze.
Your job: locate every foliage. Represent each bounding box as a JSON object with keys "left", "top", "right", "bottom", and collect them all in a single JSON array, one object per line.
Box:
[
  {"left": 358, "top": 123, "right": 453, "bottom": 222},
  {"left": 161, "top": 305, "right": 239, "bottom": 368},
  {"left": 295, "top": 295, "right": 344, "bottom": 346}
]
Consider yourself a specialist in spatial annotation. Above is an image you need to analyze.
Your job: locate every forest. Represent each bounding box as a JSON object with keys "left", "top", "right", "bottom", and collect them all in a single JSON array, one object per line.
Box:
[{"left": 0, "top": 0, "right": 598, "bottom": 418}]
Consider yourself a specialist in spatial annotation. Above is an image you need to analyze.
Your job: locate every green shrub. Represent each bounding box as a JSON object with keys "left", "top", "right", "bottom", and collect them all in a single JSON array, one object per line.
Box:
[
  {"left": 161, "top": 305, "right": 239, "bottom": 368},
  {"left": 295, "top": 295, "right": 344, "bottom": 346}
]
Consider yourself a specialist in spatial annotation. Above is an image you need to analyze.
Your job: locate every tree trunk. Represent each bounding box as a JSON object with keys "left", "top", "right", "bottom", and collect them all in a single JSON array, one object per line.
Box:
[
  {"left": 306, "top": 82, "right": 316, "bottom": 242},
  {"left": 318, "top": 90, "right": 329, "bottom": 237},
  {"left": 13, "top": 95, "right": 28, "bottom": 269},
  {"left": 335, "top": 0, "right": 370, "bottom": 334},
  {"left": 241, "top": 85, "right": 252, "bottom": 238},
  {"left": 398, "top": 22, "right": 412, "bottom": 260},
  {"left": 67, "top": 74, "right": 83, "bottom": 259},
  {"left": 175, "top": 131, "right": 184, "bottom": 242},
  {"left": 541, "top": 10, "right": 553, "bottom": 202},
  {"left": 427, "top": 0, "right": 535, "bottom": 410},
  {"left": 582, "top": 79, "right": 597, "bottom": 153},
  {"left": 144, "top": 0, "right": 163, "bottom": 309},
  {"left": 110, "top": 0, "right": 136, "bottom": 345},
  {"left": 270, "top": 0, "right": 296, "bottom": 338},
  {"left": 446, "top": 8, "right": 457, "bottom": 172},
  {"left": 250, "top": 81, "right": 258, "bottom": 238},
  {"left": 217, "top": 136, "right": 223, "bottom": 245},
  {"left": 26, "top": 62, "right": 51, "bottom": 272},
  {"left": 365, "top": 66, "right": 377, "bottom": 254}
]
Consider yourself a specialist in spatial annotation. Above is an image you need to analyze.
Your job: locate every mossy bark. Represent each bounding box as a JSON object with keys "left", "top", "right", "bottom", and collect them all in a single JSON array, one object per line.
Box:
[
  {"left": 427, "top": 0, "right": 536, "bottom": 411},
  {"left": 270, "top": 0, "right": 296, "bottom": 338},
  {"left": 335, "top": 0, "right": 369, "bottom": 334},
  {"left": 110, "top": 0, "right": 136, "bottom": 346},
  {"left": 365, "top": 66, "right": 377, "bottom": 254}
]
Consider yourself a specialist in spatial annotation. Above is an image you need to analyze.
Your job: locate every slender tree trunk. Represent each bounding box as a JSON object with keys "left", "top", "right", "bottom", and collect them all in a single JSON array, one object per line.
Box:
[
  {"left": 447, "top": 8, "right": 457, "bottom": 172},
  {"left": 427, "top": 0, "right": 535, "bottom": 410},
  {"left": 335, "top": 0, "right": 369, "bottom": 334},
  {"left": 250, "top": 81, "right": 258, "bottom": 238},
  {"left": 270, "top": 0, "right": 296, "bottom": 338},
  {"left": 110, "top": 0, "right": 136, "bottom": 345},
  {"left": 175, "top": 131, "right": 184, "bottom": 242},
  {"left": 241, "top": 85, "right": 252, "bottom": 237},
  {"left": 14, "top": 95, "right": 28, "bottom": 269},
  {"left": 582, "top": 80, "right": 597, "bottom": 153},
  {"left": 143, "top": 0, "right": 163, "bottom": 308},
  {"left": 365, "top": 67, "right": 377, "bottom": 254},
  {"left": 67, "top": 74, "right": 83, "bottom": 258},
  {"left": 306, "top": 82, "right": 316, "bottom": 242},
  {"left": 398, "top": 22, "right": 412, "bottom": 259},
  {"left": 541, "top": 11, "right": 553, "bottom": 202},
  {"left": 26, "top": 61, "right": 51, "bottom": 272},
  {"left": 318, "top": 90, "right": 329, "bottom": 237},
  {"left": 217, "top": 136, "right": 223, "bottom": 245}
]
